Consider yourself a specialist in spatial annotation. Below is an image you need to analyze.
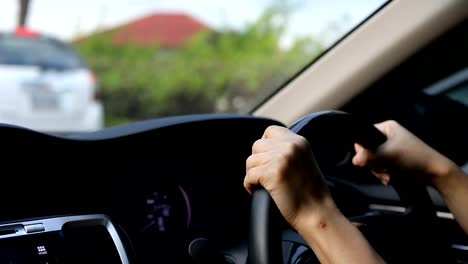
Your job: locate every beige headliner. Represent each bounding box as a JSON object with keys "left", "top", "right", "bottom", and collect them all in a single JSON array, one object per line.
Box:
[{"left": 253, "top": 0, "right": 468, "bottom": 126}]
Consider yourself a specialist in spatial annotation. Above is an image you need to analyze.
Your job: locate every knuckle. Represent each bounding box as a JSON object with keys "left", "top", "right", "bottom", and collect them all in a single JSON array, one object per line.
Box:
[
  {"left": 274, "top": 155, "right": 291, "bottom": 176},
  {"left": 386, "top": 120, "right": 399, "bottom": 128},
  {"left": 286, "top": 141, "right": 301, "bottom": 156},
  {"left": 245, "top": 168, "right": 254, "bottom": 179},
  {"left": 245, "top": 155, "right": 253, "bottom": 168},
  {"left": 246, "top": 167, "right": 259, "bottom": 179},
  {"left": 243, "top": 178, "right": 253, "bottom": 192},
  {"left": 296, "top": 135, "right": 309, "bottom": 147},
  {"left": 275, "top": 154, "right": 288, "bottom": 166},
  {"left": 264, "top": 126, "right": 277, "bottom": 136},
  {"left": 276, "top": 143, "right": 297, "bottom": 163},
  {"left": 246, "top": 154, "right": 258, "bottom": 169},
  {"left": 243, "top": 176, "right": 248, "bottom": 186},
  {"left": 282, "top": 141, "right": 294, "bottom": 153},
  {"left": 272, "top": 164, "right": 289, "bottom": 186},
  {"left": 252, "top": 139, "right": 263, "bottom": 153}
]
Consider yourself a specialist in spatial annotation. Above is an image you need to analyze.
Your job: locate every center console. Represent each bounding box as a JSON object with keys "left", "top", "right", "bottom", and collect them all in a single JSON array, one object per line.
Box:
[{"left": 0, "top": 214, "right": 128, "bottom": 264}]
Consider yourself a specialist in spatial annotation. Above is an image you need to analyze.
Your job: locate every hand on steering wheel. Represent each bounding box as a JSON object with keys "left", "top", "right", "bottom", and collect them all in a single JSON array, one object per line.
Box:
[
  {"left": 246, "top": 111, "right": 436, "bottom": 264},
  {"left": 244, "top": 125, "right": 334, "bottom": 231}
]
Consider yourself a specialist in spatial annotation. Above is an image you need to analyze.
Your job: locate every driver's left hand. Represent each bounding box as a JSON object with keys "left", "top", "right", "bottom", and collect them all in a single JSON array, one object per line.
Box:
[{"left": 244, "top": 125, "right": 338, "bottom": 230}]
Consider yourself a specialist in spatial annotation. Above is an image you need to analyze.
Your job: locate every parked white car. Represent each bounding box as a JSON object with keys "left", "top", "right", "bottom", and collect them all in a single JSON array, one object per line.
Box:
[{"left": 0, "top": 28, "right": 103, "bottom": 133}]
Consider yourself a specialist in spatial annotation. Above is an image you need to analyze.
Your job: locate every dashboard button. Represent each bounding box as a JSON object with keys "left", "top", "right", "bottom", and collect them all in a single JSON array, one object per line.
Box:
[{"left": 24, "top": 224, "right": 45, "bottom": 233}]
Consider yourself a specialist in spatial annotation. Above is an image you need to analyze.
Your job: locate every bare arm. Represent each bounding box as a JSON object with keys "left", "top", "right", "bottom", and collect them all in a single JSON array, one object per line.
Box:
[
  {"left": 244, "top": 126, "right": 385, "bottom": 264},
  {"left": 294, "top": 202, "right": 384, "bottom": 264},
  {"left": 431, "top": 162, "right": 468, "bottom": 233}
]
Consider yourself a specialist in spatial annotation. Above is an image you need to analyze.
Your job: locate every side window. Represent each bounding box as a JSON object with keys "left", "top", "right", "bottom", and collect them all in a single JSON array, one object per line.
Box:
[
  {"left": 422, "top": 68, "right": 468, "bottom": 169},
  {"left": 424, "top": 67, "right": 468, "bottom": 106},
  {"left": 445, "top": 84, "right": 468, "bottom": 107}
]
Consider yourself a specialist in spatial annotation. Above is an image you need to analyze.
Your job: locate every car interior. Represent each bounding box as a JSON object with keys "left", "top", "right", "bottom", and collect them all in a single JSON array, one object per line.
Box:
[{"left": 0, "top": 0, "right": 468, "bottom": 263}]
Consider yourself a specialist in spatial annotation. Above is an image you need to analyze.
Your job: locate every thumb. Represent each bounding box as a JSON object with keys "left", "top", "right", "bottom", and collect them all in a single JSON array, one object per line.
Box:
[{"left": 352, "top": 143, "right": 370, "bottom": 167}]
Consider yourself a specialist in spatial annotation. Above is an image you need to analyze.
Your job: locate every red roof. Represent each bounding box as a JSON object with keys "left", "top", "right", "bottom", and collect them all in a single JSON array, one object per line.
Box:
[{"left": 112, "top": 13, "right": 210, "bottom": 47}]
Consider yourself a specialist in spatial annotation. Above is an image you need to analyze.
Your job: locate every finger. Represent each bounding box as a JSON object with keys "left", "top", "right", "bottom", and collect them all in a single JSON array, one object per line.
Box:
[
  {"left": 244, "top": 165, "right": 268, "bottom": 195},
  {"left": 352, "top": 143, "right": 364, "bottom": 166},
  {"left": 355, "top": 123, "right": 396, "bottom": 186},
  {"left": 374, "top": 120, "right": 399, "bottom": 138},
  {"left": 352, "top": 143, "right": 372, "bottom": 167},
  {"left": 252, "top": 139, "right": 272, "bottom": 154},
  {"left": 372, "top": 171, "right": 390, "bottom": 185},
  {"left": 246, "top": 152, "right": 278, "bottom": 172},
  {"left": 353, "top": 143, "right": 364, "bottom": 153},
  {"left": 244, "top": 160, "right": 285, "bottom": 195},
  {"left": 252, "top": 138, "right": 292, "bottom": 154},
  {"left": 353, "top": 143, "right": 389, "bottom": 184},
  {"left": 262, "top": 125, "right": 292, "bottom": 139},
  {"left": 374, "top": 122, "right": 388, "bottom": 132}
]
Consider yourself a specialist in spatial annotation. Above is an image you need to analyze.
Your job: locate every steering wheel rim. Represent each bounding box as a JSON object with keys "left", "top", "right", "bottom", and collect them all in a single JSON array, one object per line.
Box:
[{"left": 248, "top": 110, "right": 437, "bottom": 264}]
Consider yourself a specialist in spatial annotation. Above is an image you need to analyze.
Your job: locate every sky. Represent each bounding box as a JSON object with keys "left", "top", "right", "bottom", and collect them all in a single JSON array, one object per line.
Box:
[{"left": 0, "top": 0, "right": 386, "bottom": 44}]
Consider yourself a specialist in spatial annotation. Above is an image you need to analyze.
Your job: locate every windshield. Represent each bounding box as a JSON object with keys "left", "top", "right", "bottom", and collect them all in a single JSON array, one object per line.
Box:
[
  {"left": 0, "top": 35, "right": 84, "bottom": 70},
  {"left": 0, "top": 0, "right": 387, "bottom": 132}
]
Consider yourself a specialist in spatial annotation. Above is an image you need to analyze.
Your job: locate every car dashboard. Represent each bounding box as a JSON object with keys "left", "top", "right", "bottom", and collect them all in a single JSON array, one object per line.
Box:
[
  {"left": 0, "top": 114, "right": 464, "bottom": 264},
  {"left": 0, "top": 114, "right": 283, "bottom": 263}
]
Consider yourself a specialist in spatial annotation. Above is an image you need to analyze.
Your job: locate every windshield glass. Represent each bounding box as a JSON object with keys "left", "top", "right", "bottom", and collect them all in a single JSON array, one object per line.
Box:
[
  {"left": 0, "top": 0, "right": 387, "bottom": 132},
  {"left": 0, "top": 35, "right": 84, "bottom": 70}
]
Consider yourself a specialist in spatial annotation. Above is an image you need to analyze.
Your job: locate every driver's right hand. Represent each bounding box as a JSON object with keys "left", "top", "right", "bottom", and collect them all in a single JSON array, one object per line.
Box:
[{"left": 352, "top": 120, "right": 460, "bottom": 192}]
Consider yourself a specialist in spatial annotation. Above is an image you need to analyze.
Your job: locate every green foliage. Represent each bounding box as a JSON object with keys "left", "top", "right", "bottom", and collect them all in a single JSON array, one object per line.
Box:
[{"left": 74, "top": 1, "right": 325, "bottom": 126}]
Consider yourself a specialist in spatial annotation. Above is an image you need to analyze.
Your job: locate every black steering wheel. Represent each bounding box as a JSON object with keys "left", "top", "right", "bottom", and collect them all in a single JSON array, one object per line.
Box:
[{"left": 248, "top": 111, "right": 438, "bottom": 264}]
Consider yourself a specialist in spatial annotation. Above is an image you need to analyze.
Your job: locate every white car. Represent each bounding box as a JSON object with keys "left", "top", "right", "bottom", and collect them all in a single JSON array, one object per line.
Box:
[{"left": 0, "top": 27, "right": 103, "bottom": 133}]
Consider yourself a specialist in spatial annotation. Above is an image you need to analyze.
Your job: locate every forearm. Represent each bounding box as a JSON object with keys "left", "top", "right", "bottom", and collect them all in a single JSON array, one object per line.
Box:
[
  {"left": 434, "top": 164, "right": 468, "bottom": 234},
  {"left": 295, "top": 201, "right": 385, "bottom": 264}
]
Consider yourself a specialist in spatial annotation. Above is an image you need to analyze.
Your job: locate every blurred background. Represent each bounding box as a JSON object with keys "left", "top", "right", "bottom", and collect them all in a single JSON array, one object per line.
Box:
[{"left": 0, "top": 0, "right": 384, "bottom": 132}]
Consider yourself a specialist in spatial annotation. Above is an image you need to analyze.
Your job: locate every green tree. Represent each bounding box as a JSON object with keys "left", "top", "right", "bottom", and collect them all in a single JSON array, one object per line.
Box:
[{"left": 74, "top": 0, "right": 325, "bottom": 126}]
